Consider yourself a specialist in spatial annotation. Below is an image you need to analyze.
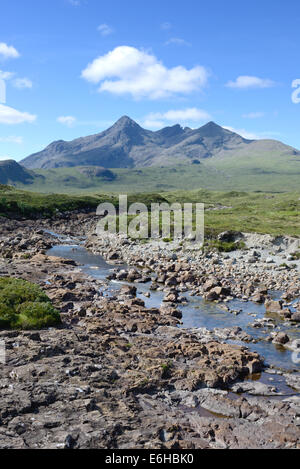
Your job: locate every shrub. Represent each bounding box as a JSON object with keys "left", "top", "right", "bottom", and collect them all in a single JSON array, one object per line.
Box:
[
  {"left": 290, "top": 251, "right": 300, "bottom": 260},
  {"left": 0, "top": 278, "right": 61, "bottom": 330},
  {"left": 206, "top": 240, "right": 246, "bottom": 253}
]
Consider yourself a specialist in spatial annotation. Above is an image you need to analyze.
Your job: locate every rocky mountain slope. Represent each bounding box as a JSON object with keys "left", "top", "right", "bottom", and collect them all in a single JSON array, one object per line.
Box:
[
  {"left": 0, "top": 160, "right": 35, "bottom": 185},
  {"left": 21, "top": 116, "right": 299, "bottom": 170}
]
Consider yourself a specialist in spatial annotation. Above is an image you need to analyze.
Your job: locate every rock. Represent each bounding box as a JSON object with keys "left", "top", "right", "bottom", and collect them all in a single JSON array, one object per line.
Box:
[
  {"left": 291, "top": 312, "right": 300, "bottom": 323},
  {"left": 204, "top": 290, "right": 220, "bottom": 301},
  {"left": 283, "top": 374, "right": 300, "bottom": 392},
  {"left": 120, "top": 285, "right": 137, "bottom": 297},
  {"left": 265, "top": 300, "right": 283, "bottom": 314},
  {"left": 272, "top": 332, "right": 290, "bottom": 345},
  {"left": 231, "top": 381, "right": 279, "bottom": 396},
  {"left": 265, "top": 257, "right": 274, "bottom": 264},
  {"left": 108, "top": 251, "right": 119, "bottom": 260},
  {"left": 203, "top": 278, "right": 220, "bottom": 292},
  {"left": 252, "top": 293, "right": 265, "bottom": 303},
  {"left": 165, "top": 275, "right": 178, "bottom": 287}
]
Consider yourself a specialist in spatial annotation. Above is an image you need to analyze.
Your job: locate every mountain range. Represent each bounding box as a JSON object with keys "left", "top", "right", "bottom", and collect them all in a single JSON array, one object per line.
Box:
[{"left": 20, "top": 116, "right": 299, "bottom": 170}]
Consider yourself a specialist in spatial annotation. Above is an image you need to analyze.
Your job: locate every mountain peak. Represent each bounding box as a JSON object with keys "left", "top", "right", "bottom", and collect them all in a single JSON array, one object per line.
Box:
[
  {"left": 113, "top": 115, "right": 140, "bottom": 129},
  {"left": 21, "top": 115, "right": 295, "bottom": 171},
  {"left": 200, "top": 121, "right": 223, "bottom": 131}
]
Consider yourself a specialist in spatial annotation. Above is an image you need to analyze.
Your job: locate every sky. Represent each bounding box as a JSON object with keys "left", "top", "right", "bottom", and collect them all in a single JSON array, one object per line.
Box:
[{"left": 0, "top": 0, "right": 300, "bottom": 161}]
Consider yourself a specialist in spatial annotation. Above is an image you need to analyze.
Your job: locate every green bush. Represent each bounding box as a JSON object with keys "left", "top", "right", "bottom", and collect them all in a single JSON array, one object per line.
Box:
[
  {"left": 0, "top": 303, "right": 17, "bottom": 329},
  {"left": 290, "top": 251, "right": 300, "bottom": 260},
  {"left": 205, "top": 240, "right": 246, "bottom": 253},
  {"left": 0, "top": 278, "right": 61, "bottom": 330}
]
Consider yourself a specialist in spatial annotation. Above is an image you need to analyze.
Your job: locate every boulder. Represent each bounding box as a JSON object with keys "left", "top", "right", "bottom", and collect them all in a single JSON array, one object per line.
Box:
[{"left": 265, "top": 300, "right": 283, "bottom": 314}]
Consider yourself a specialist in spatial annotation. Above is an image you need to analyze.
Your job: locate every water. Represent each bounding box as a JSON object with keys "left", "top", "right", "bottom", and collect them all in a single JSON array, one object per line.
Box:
[{"left": 47, "top": 242, "right": 300, "bottom": 386}]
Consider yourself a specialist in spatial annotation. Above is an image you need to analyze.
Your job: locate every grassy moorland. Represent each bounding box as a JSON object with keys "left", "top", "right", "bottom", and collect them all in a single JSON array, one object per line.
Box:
[
  {"left": 0, "top": 184, "right": 169, "bottom": 218},
  {"left": 0, "top": 184, "right": 299, "bottom": 237},
  {"left": 13, "top": 150, "right": 300, "bottom": 194},
  {"left": 165, "top": 190, "right": 300, "bottom": 238},
  {"left": 0, "top": 184, "right": 106, "bottom": 218}
]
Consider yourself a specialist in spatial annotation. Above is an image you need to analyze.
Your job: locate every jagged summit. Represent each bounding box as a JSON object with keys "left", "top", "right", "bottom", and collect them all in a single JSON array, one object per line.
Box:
[
  {"left": 111, "top": 115, "right": 142, "bottom": 129},
  {"left": 20, "top": 116, "right": 295, "bottom": 170}
]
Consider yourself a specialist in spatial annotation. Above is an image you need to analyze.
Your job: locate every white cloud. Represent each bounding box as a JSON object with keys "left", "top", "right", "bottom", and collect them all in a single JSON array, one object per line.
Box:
[
  {"left": 242, "top": 112, "right": 265, "bottom": 119},
  {"left": 222, "top": 126, "right": 260, "bottom": 140},
  {"left": 13, "top": 78, "right": 33, "bottom": 89},
  {"left": 142, "top": 119, "right": 165, "bottom": 129},
  {"left": 165, "top": 38, "right": 191, "bottom": 47},
  {"left": 226, "top": 75, "right": 275, "bottom": 89},
  {"left": 0, "top": 135, "right": 23, "bottom": 144},
  {"left": 142, "top": 108, "right": 211, "bottom": 129},
  {"left": 0, "top": 43, "right": 20, "bottom": 59},
  {"left": 98, "top": 24, "right": 114, "bottom": 36},
  {"left": 57, "top": 115, "right": 77, "bottom": 127},
  {"left": 81, "top": 46, "right": 209, "bottom": 99},
  {"left": 0, "top": 70, "right": 14, "bottom": 80},
  {"left": 0, "top": 104, "right": 36, "bottom": 124},
  {"left": 223, "top": 125, "right": 281, "bottom": 140}
]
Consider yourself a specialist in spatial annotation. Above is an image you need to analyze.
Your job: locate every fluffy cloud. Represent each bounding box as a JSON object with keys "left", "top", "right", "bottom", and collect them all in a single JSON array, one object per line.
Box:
[
  {"left": 81, "top": 46, "right": 209, "bottom": 99},
  {"left": 222, "top": 126, "right": 261, "bottom": 140},
  {"left": 98, "top": 24, "right": 114, "bottom": 36},
  {"left": 0, "top": 104, "right": 36, "bottom": 124},
  {"left": 0, "top": 43, "right": 20, "bottom": 59},
  {"left": 143, "top": 108, "right": 211, "bottom": 128},
  {"left": 226, "top": 76, "right": 275, "bottom": 89},
  {"left": 223, "top": 125, "right": 280, "bottom": 140},
  {"left": 0, "top": 135, "right": 23, "bottom": 144},
  {"left": 57, "top": 115, "right": 77, "bottom": 127},
  {"left": 13, "top": 78, "right": 33, "bottom": 89},
  {"left": 0, "top": 70, "right": 14, "bottom": 80}
]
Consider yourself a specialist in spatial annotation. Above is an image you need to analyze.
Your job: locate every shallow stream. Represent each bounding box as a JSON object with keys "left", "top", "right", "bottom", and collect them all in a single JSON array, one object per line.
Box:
[{"left": 47, "top": 239, "right": 300, "bottom": 397}]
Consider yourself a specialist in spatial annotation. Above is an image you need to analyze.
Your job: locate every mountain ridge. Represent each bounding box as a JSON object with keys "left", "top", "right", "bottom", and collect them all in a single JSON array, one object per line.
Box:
[{"left": 20, "top": 116, "right": 299, "bottom": 170}]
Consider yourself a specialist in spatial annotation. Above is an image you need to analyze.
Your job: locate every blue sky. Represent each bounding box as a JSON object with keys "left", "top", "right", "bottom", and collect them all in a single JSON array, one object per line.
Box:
[{"left": 0, "top": 0, "right": 300, "bottom": 161}]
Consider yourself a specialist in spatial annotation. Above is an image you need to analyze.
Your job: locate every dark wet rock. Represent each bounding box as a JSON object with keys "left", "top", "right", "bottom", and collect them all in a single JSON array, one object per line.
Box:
[{"left": 272, "top": 332, "right": 290, "bottom": 345}]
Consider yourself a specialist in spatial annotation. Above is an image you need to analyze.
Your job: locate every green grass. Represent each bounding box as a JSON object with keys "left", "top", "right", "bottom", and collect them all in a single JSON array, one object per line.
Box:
[
  {"left": 11, "top": 151, "right": 300, "bottom": 194},
  {"left": 0, "top": 184, "right": 110, "bottom": 218},
  {"left": 0, "top": 278, "right": 61, "bottom": 330},
  {"left": 0, "top": 185, "right": 299, "bottom": 238},
  {"left": 0, "top": 185, "right": 171, "bottom": 218},
  {"left": 164, "top": 189, "right": 300, "bottom": 237},
  {"left": 205, "top": 240, "right": 247, "bottom": 252}
]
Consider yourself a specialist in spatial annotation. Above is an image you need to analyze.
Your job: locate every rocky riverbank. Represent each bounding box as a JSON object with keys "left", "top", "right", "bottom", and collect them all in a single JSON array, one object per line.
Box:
[{"left": 0, "top": 212, "right": 300, "bottom": 449}]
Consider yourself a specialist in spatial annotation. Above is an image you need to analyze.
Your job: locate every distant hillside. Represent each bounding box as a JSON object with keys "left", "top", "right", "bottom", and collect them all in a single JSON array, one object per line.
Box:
[
  {"left": 0, "top": 160, "right": 36, "bottom": 185},
  {"left": 20, "top": 116, "right": 299, "bottom": 170}
]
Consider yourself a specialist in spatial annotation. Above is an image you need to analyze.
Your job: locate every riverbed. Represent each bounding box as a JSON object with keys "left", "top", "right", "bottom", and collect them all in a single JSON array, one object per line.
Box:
[{"left": 48, "top": 240, "right": 300, "bottom": 398}]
